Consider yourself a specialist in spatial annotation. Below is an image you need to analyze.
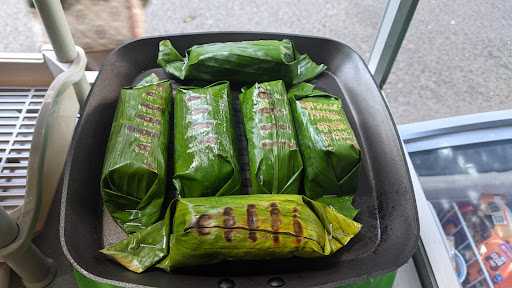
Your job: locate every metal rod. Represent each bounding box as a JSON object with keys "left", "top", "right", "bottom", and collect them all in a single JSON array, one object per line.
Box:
[
  {"left": 3, "top": 243, "right": 56, "bottom": 288},
  {"left": 368, "top": 0, "right": 419, "bottom": 89},
  {"left": 32, "top": 0, "right": 77, "bottom": 62},
  {"left": 74, "top": 73, "right": 90, "bottom": 107},
  {"left": 0, "top": 208, "right": 18, "bottom": 248},
  {"left": 0, "top": 207, "right": 56, "bottom": 288},
  {"left": 453, "top": 202, "right": 495, "bottom": 288},
  {"left": 32, "top": 0, "right": 90, "bottom": 107}
]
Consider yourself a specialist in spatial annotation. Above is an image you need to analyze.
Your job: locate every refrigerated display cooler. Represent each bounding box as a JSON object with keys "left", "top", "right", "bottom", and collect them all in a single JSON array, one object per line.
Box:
[{"left": 400, "top": 110, "right": 512, "bottom": 288}]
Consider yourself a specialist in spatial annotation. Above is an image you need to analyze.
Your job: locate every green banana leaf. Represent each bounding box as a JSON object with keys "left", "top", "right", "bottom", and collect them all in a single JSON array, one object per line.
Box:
[
  {"left": 136, "top": 73, "right": 160, "bottom": 86},
  {"left": 318, "top": 195, "right": 359, "bottom": 220},
  {"left": 173, "top": 81, "right": 241, "bottom": 197},
  {"left": 102, "top": 194, "right": 361, "bottom": 272},
  {"left": 288, "top": 83, "right": 361, "bottom": 199},
  {"left": 101, "top": 79, "right": 171, "bottom": 233},
  {"left": 157, "top": 39, "right": 326, "bottom": 85},
  {"left": 240, "top": 80, "right": 303, "bottom": 194},
  {"left": 100, "top": 206, "right": 171, "bottom": 273}
]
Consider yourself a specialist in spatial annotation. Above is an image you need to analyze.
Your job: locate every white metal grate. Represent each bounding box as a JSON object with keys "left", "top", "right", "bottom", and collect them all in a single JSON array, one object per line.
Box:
[{"left": 0, "top": 87, "right": 45, "bottom": 213}]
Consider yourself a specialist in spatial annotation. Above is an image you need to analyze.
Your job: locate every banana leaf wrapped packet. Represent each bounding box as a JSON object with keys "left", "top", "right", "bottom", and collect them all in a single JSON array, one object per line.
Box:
[
  {"left": 101, "top": 78, "right": 171, "bottom": 233},
  {"left": 157, "top": 39, "right": 326, "bottom": 85},
  {"left": 174, "top": 81, "right": 241, "bottom": 197},
  {"left": 318, "top": 195, "right": 359, "bottom": 220},
  {"left": 240, "top": 80, "right": 303, "bottom": 194},
  {"left": 101, "top": 194, "right": 361, "bottom": 272},
  {"left": 289, "top": 83, "right": 361, "bottom": 199}
]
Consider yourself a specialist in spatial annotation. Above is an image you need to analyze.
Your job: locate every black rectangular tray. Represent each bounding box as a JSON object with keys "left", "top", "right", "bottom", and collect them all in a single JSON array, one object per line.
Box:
[{"left": 61, "top": 32, "right": 418, "bottom": 287}]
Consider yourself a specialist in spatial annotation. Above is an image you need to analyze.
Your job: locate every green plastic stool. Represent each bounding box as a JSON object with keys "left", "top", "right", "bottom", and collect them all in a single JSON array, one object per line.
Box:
[{"left": 74, "top": 270, "right": 396, "bottom": 288}]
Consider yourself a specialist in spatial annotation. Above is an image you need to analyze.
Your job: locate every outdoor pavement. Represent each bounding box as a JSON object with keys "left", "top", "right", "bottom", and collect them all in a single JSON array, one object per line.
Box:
[{"left": 1, "top": 0, "right": 511, "bottom": 124}]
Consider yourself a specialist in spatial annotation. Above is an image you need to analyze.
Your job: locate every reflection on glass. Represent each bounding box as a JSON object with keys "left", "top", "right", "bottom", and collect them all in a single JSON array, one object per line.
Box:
[
  {"left": 412, "top": 140, "right": 512, "bottom": 177},
  {"left": 412, "top": 140, "right": 512, "bottom": 288}
]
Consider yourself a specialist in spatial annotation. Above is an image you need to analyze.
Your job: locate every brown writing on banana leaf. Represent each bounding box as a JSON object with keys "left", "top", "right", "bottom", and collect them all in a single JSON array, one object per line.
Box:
[
  {"left": 240, "top": 80, "right": 303, "bottom": 194},
  {"left": 288, "top": 83, "right": 361, "bottom": 199},
  {"left": 173, "top": 81, "right": 241, "bottom": 197},
  {"left": 101, "top": 79, "right": 171, "bottom": 233},
  {"left": 101, "top": 195, "right": 362, "bottom": 272}
]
